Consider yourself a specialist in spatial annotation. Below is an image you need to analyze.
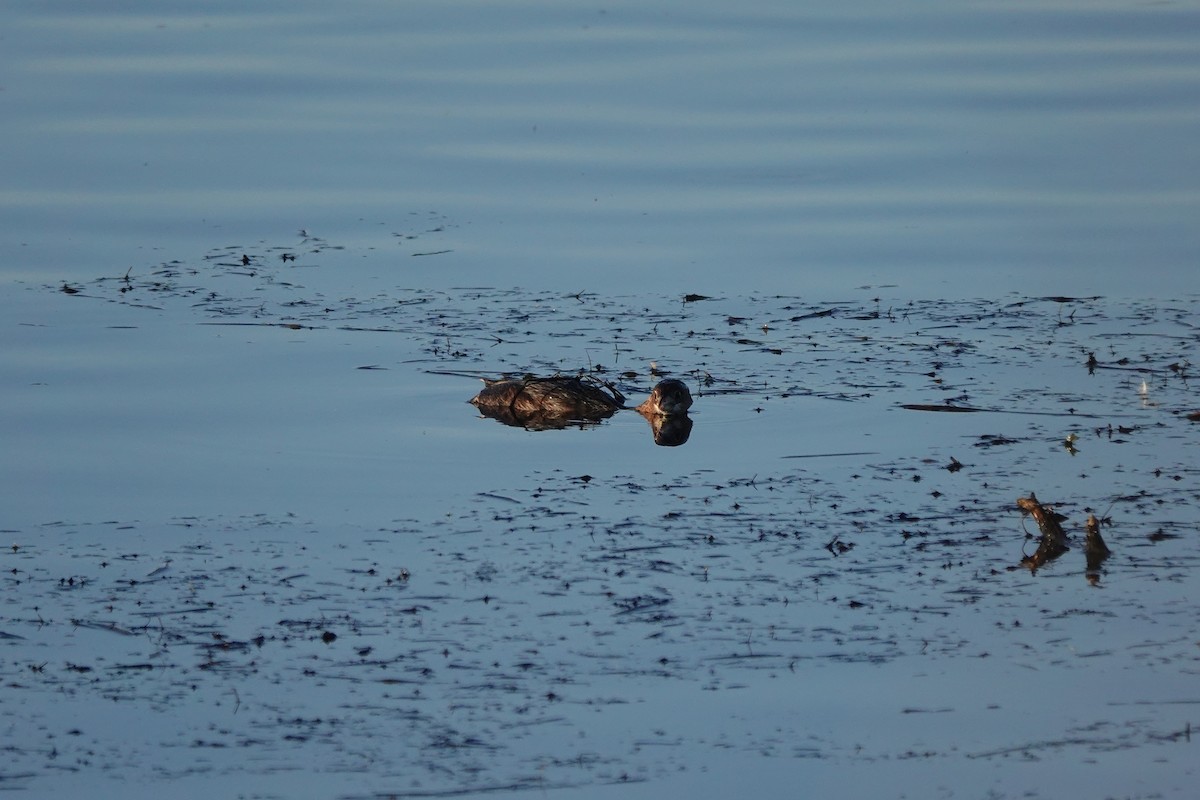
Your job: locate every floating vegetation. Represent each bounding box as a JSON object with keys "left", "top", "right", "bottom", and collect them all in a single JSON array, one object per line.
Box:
[
  {"left": 13, "top": 235, "right": 1199, "bottom": 796},
  {"left": 54, "top": 235, "right": 1198, "bottom": 423}
]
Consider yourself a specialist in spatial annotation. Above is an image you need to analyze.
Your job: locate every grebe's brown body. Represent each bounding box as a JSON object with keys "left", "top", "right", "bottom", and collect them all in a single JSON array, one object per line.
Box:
[
  {"left": 470, "top": 376, "right": 693, "bottom": 441},
  {"left": 471, "top": 375, "right": 625, "bottom": 422}
]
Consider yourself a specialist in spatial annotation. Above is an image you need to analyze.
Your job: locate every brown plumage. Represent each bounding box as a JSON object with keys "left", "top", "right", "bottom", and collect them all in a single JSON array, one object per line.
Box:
[
  {"left": 470, "top": 375, "right": 692, "bottom": 431},
  {"left": 471, "top": 375, "right": 624, "bottom": 420}
]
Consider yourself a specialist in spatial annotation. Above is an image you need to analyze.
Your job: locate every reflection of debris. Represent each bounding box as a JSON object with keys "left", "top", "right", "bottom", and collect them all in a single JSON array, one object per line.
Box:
[
  {"left": 789, "top": 308, "right": 836, "bottom": 321},
  {"left": 1084, "top": 513, "right": 1111, "bottom": 586},
  {"left": 1139, "top": 379, "right": 1156, "bottom": 408},
  {"left": 900, "top": 403, "right": 984, "bottom": 413},
  {"left": 1017, "top": 492, "right": 1070, "bottom": 573},
  {"left": 1017, "top": 494, "right": 1118, "bottom": 583},
  {"left": 975, "top": 434, "right": 1021, "bottom": 448},
  {"left": 825, "top": 537, "right": 854, "bottom": 556},
  {"left": 613, "top": 595, "right": 673, "bottom": 621}
]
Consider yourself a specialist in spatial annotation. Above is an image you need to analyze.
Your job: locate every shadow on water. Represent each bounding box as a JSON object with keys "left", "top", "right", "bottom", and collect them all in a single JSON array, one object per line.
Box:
[{"left": 7, "top": 233, "right": 1199, "bottom": 797}]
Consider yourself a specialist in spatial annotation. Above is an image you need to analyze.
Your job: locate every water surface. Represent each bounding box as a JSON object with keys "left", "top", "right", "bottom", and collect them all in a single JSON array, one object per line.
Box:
[
  {"left": 2, "top": 1, "right": 1199, "bottom": 798},
  {"left": 2, "top": 0, "right": 1197, "bottom": 294}
]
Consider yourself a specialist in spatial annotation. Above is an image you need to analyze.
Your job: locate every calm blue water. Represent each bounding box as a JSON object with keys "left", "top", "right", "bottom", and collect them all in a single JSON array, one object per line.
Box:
[
  {"left": 2, "top": 0, "right": 1197, "bottom": 295},
  {"left": 2, "top": 2, "right": 1199, "bottom": 799}
]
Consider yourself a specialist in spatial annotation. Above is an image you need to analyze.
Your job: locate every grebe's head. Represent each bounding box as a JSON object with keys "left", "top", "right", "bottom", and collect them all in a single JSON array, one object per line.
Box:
[{"left": 636, "top": 379, "right": 693, "bottom": 416}]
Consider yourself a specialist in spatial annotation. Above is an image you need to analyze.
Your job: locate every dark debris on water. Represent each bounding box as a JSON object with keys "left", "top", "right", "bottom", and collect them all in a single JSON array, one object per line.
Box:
[{"left": 19, "top": 234, "right": 1200, "bottom": 794}]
